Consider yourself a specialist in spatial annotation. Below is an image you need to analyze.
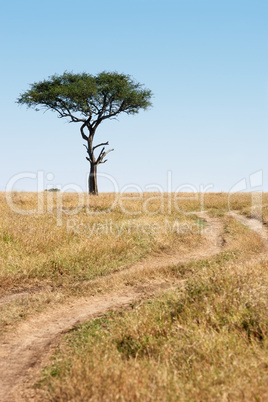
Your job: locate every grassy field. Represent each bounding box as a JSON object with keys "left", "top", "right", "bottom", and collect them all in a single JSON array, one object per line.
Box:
[
  {"left": 0, "top": 192, "right": 267, "bottom": 400},
  {"left": 0, "top": 191, "right": 205, "bottom": 331},
  {"left": 0, "top": 191, "right": 205, "bottom": 289},
  {"left": 41, "top": 258, "right": 267, "bottom": 401}
]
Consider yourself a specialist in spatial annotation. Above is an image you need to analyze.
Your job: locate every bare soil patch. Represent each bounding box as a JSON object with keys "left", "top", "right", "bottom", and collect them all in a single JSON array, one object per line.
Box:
[{"left": 229, "top": 211, "right": 268, "bottom": 242}]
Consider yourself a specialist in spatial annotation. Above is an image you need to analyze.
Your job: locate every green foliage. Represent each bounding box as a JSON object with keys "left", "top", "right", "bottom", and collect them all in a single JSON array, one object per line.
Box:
[
  {"left": 17, "top": 71, "right": 153, "bottom": 193},
  {"left": 17, "top": 71, "right": 153, "bottom": 122},
  {"left": 1, "top": 231, "right": 14, "bottom": 243}
]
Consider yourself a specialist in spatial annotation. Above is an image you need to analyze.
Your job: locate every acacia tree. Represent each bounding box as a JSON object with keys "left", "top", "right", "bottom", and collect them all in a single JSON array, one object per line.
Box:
[{"left": 17, "top": 71, "right": 152, "bottom": 194}]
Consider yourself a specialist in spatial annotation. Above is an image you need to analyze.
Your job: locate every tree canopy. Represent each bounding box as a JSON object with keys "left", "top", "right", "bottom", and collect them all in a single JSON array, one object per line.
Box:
[{"left": 17, "top": 71, "right": 152, "bottom": 124}]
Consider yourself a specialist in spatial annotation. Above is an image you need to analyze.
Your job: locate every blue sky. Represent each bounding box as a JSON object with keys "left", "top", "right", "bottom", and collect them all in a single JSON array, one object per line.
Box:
[{"left": 1, "top": 0, "right": 268, "bottom": 192}]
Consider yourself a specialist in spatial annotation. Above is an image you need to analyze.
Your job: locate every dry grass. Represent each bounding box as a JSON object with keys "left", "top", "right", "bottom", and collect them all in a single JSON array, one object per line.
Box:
[
  {"left": 0, "top": 191, "right": 203, "bottom": 330},
  {"left": 0, "top": 192, "right": 267, "bottom": 400},
  {"left": 39, "top": 215, "right": 268, "bottom": 401},
  {"left": 0, "top": 192, "right": 266, "bottom": 330},
  {"left": 204, "top": 191, "right": 268, "bottom": 225},
  {"left": 0, "top": 192, "right": 202, "bottom": 290}
]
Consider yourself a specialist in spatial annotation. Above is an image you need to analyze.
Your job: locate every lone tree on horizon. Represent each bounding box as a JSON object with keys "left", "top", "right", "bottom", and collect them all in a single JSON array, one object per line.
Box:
[{"left": 17, "top": 71, "right": 152, "bottom": 194}]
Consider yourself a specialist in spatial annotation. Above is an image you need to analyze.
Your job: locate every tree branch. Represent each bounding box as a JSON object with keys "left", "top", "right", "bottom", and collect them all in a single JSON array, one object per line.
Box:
[
  {"left": 92, "top": 100, "right": 126, "bottom": 129},
  {"left": 96, "top": 148, "right": 114, "bottom": 165},
  {"left": 80, "top": 123, "right": 89, "bottom": 141},
  {"left": 49, "top": 104, "right": 85, "bottom": 123},
  {"left": 93, "top": 141, "right": 109, "bottom": 151}
]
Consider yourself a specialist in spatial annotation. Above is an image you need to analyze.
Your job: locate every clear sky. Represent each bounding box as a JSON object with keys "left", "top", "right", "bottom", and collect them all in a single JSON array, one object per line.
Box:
[{"left": 1, "top": 0, "right": 268, "bottom": 193}]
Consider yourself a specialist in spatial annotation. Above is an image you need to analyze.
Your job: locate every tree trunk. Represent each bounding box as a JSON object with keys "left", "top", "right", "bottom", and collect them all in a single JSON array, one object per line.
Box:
[{"left": 89, "top": 163, "right": 98, "bottom": 195}]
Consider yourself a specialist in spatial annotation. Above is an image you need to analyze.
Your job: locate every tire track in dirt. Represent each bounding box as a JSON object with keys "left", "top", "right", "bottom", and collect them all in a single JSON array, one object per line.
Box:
[
  {"left": 0, "top": 288, "right": 46, "bottom": 308},
  {"left": 0, "top": 213, "right": 223, "bottom": 401},
  {"left": 229, "top": 212, "right": 268, "bottom": 242},
  {"left": 0, "top": 288, "right": 159, "bottom": 401}
]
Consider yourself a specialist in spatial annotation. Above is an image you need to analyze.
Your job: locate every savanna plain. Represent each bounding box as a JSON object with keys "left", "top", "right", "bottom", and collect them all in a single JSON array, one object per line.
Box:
[{"left": 0, "top": 192, "right": 267, "bottom": 401}]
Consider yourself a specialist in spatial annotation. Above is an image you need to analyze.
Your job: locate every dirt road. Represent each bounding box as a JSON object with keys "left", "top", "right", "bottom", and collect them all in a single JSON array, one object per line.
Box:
[{"left": 0, "top": 213, "right": 228, "bottom": 401}]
